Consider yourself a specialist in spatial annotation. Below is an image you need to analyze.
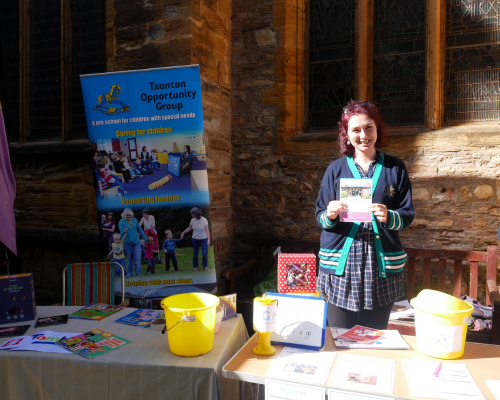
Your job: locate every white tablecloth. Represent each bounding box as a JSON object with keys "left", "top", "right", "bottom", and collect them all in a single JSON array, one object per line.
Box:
[{"left": 0, "top": 306, "right": 252, "bottom": 400}]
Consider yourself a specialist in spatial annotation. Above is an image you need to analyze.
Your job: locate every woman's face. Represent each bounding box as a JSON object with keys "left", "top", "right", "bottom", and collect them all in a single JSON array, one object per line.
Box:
[
  {"left": 347, "top": 114, "right": 377, "bottom": 157},
  {"left": 143, "top": 146, "right": 147, "bottom": 151},
  {"left": 107, "top": 213, "right": 113, "bottom": 221},
  {"left": 191, "top": 213, "right": 196, "bottom": 218},
  {"left": 125, "top": 214, "right": 132, "bottom": 221},
  {"left": 184, "top": 146, "right": 188, "bottom": 153},
  {"left": 93, "top": 153, "right": 99, "bottom": 161},
  {"left": 143, "top": 213, "right": 148, "bottom": 219}
]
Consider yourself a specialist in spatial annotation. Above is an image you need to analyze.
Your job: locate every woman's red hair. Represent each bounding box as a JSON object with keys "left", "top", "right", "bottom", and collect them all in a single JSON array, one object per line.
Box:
[{"left": 337, "top": 101, "right": 388, "bottom": 156}]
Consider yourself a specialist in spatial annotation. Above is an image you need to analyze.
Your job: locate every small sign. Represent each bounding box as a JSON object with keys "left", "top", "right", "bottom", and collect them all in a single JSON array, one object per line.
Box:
[
  {"left": 35, "top": 314, "right": 69, "bottom": 328},
  {"left": 265, "top": 379, "right": 325, "bottom": 400}
]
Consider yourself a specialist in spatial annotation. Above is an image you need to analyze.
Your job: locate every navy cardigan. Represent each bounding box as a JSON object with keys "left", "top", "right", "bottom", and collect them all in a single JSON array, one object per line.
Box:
[{"left": 315, "top": 153, "right": 414, "bottom": 278}]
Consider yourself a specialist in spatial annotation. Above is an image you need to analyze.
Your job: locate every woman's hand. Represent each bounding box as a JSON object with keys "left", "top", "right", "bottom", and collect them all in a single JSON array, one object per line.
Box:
[
  {"left": 326, "top": 201, "right": 347, "bottom": 220},
  {"left": 369, "top": 203, "right": 388, "bottom": 223}
]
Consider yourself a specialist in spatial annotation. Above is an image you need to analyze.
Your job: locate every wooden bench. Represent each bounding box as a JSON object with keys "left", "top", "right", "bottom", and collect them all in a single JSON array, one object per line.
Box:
[{"left": 222, "top": 233, "right": 500, "bottom": 345}]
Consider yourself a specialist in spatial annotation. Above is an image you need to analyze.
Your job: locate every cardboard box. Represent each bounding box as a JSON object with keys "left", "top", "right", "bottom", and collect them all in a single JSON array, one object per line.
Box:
[
  {"left": 277, "top": 253, "right": 316, "bottom": 293},
  {"left": 0, "top": 273, "right": 37, "bottom": 325}
]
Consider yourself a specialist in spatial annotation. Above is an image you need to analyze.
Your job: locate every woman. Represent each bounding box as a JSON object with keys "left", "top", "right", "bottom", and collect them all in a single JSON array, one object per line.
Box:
[
  {"left": 181, "top": 207, "right": 210, "bottom": 271},
  {"left": 180, "top": 145, "right": 194, "bottom": 174},
  {"left": 315, "top": 100, "right": 414, "bottom": 330},
  {"left": 139, "top": 208, "right": 156, "bottom": 231},
  {"left": 118, "top": 208, "right": 148, "bottom": 278},
  {"left": 139, "top": 208, "right": 160, "bottom": 262},
  {"left": 101, "top": 212, "right": 116, "bottom": 255}
]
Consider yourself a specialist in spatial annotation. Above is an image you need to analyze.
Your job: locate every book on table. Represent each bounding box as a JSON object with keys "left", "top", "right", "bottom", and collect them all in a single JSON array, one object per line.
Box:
[
  {"left": 69, "top": 303, "right": 126, "bottom": 321},
  {"left": 56, "top": 330, "right": 131, "bottom": 359},
  {"left": 115, "top": 309, "right": 164, "bottom": 327}
]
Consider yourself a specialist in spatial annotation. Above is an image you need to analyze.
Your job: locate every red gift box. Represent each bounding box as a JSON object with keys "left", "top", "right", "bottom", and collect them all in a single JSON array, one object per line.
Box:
[{"left": 277, "top": 253, "right": 316, "bottom": 293}]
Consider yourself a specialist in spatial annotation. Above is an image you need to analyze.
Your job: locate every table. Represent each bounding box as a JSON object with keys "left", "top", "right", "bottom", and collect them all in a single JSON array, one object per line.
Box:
[
  {"left": 223, "top": 331, "right": 500, "bottom": 399},
  {"left": 0, "top": 306, "right": 253, "bottom": 400}
]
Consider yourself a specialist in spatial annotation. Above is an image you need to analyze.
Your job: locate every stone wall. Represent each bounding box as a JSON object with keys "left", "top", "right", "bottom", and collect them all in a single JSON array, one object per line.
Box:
[
  {"left": 10, "top": 144, "right": 100, "bottom": 305},
  {"left": 230, "top": 0, "right": 500, "bottom": 302},
  {"left": 8, "top": 0, "right": 233, "bottom": 303}
]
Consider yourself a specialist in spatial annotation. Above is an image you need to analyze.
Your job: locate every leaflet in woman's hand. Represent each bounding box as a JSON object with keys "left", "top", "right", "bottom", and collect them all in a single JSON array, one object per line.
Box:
[{"left": 339, "top": 179, "right": 373, "bottom": 222}]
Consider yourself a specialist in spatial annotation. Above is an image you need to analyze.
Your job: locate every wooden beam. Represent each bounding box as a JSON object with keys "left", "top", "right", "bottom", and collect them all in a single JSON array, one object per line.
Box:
[
  {"left": 355, "top": 0, "right": 373, "bottom": 101},
  {"left": 61, "top": 0, "right": 72, "bottom": 141},
  {"left": 19, "top": 0, "right": 30, "bottom": 143},
  {"left": 425, "top": 0, "right": 445, "bottom": 128}
]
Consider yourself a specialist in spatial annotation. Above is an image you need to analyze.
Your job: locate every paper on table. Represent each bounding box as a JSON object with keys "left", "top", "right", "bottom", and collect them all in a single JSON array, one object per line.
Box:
[
  {"left": 9, "top": 330, "right": 82, "bottom": 354},
  {"left": 330, "top": 328, "right": 410, "bottom": 350},
  {"left": 265, "top": 379, "right": 325, "bottom": 400},
  {"left": 401, "top": 360, "right": 485, "bottom": 400},
  {"left": 265, "top": 346, "right": 336, "bottom": 385},
  {"left": 0, "top": 336, "right": 32, "bottom": 350},
  {"left": 486, "top": 380, "right": 500, "bottom": 400},
  {"left": 329, "top": 353, "right": 395, "bottom": 395}
]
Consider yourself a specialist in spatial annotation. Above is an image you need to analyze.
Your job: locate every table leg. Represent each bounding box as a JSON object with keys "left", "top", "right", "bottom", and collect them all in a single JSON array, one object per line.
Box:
[{"left": 240, "top": 381, "right": 244, "bottom": 400}]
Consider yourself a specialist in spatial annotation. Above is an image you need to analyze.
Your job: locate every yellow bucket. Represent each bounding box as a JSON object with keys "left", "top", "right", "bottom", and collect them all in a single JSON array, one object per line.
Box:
[
  {"left": 410, "top": 289, "right": 474, "bottom": 359},
  {"left": 161, "top": 292, "right": 219, "bottom": 357}
]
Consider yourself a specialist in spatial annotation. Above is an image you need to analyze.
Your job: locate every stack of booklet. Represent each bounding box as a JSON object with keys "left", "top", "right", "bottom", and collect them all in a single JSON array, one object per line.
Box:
[{"left": 330, "top": 325, "right": 410, "bottom": 350}]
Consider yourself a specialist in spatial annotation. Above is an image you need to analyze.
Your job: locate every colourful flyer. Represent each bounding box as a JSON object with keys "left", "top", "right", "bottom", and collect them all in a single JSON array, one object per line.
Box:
[
  {"left": 115, "top": 309, "right": 164, "bottom": 327},
  {"left": 339, "top": 178, "right": 373, "bottom": 222},
  {"left": 57, "top": 331, "right": 131, "bottom": 359},
  {"left": 336, "top": 325, "right": 385, "bottom": 343}
]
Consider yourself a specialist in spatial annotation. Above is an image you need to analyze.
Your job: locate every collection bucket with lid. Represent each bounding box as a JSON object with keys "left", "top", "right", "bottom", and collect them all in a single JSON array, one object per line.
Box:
[
  {"left": 161, "top": 292, "right": 219, "bottom": 357},
  {"left": 410, "top": 289, "right": 474, "bottom": 359}
]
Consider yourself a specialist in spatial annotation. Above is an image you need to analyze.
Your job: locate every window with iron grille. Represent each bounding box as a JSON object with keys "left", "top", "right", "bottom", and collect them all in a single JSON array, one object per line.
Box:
[
  {"left": 308, "top": 0, "right": 355, "bottom": 129},
  {"left": 445, "top": 0, "right": 500, "bottom": 124},
  {"left": 373, "top": 0, "right": 426, "bottom": 125},
  {"left": 0, "top": 0, "right": 106, "bottom": 143}
]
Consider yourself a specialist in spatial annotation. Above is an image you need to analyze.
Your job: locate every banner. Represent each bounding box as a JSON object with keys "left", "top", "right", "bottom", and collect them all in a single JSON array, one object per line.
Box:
[{"left": 81, "top": 65, "right": 216, "bottom": 299}]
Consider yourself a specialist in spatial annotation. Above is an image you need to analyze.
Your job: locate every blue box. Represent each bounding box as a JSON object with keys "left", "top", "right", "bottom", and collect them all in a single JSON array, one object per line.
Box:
[{"left": 0, "top": 273, "right": 37, "bottom": 325}]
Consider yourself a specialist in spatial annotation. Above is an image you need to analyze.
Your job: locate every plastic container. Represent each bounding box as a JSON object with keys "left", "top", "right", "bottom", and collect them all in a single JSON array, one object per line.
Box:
[
  {"left": 410, "top": 289, "right": 474, "bottom": 359},
  {"left": 161, "top": 292, "right": 219, "bottom": 357},
  {"left": 214, "top": 306, "right": 223, "bottom": 334}
]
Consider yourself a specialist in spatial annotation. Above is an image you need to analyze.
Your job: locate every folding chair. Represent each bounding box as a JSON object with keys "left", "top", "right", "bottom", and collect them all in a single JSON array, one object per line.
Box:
[{"left": 62, "top": 262, "right": 125, "bottom": 306}]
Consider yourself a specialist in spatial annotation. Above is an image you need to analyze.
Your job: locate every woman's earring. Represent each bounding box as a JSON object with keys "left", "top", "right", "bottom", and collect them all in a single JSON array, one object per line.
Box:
[{"left": 347, "top": 141, "right": 351, "bottom": 145}]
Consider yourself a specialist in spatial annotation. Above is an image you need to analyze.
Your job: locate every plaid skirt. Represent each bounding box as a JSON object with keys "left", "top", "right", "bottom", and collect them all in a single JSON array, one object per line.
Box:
[{"left": 317, "top": 223, "right": 404, "bottom": 312}]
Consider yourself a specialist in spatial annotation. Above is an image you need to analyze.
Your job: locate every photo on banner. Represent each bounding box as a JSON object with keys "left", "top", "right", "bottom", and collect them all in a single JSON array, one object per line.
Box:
[{"left": 80, "top": 65, "right": 217, "bottom": 300}]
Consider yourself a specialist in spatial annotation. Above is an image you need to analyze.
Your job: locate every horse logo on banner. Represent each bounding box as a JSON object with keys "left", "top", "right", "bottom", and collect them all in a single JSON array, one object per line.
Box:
[{"left": 93, "top": 85, "right": 130, "bottom": 116}]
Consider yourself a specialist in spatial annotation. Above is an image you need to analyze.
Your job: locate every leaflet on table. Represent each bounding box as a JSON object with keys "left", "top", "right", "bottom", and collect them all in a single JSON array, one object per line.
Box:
[
  {"left": 402, "top": 360, "right": 485, "bottom": 400},
  {"left": 57, "top": 331, "right": 131, "bottom": 359},
  {"left": 336, "top": 325, "right": 384, "bottom": 343},
  {"left": 0, "top": 324, "right": 30, "bottom": 338},
  {"left": 265, "top": 346, "right": 336, "bottom": 385},
  {"left": 265, "top": 379, "right": 325, "bottom": 400},
  {"left": 115, "top": 309, "right": 164, "bottom": 327},
  {"left": 339, "top": 178, "right": 373, "bottom": 222},
  {"left": 34, "top": 314, "right": 69, "bottom": 328},
  {"left": 486, "top": 380, "right": 500, "bottom": 400},
  {"left": 330, "top": 328, "right": 410, "bottom": 350},
  {"left": 329, "top": 353, "right": 395, "bottom": 396},
  {"left": 69, "top": 303, "right": 126, "bottom": 321},
  {"left": 5, "top": 330, "right": 83, "bottom": 353}
]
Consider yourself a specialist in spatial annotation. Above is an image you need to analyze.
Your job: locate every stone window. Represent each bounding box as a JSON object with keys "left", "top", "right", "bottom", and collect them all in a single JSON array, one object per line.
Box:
[
  {"left": 300, "top": 0, "right": 500, "bottom": 137},
  {"left": 0, "top": 0, "right": 106, "bottom": 143},
  {"left": 444, "top": 0, "right": 500, "bottom": 124}
]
